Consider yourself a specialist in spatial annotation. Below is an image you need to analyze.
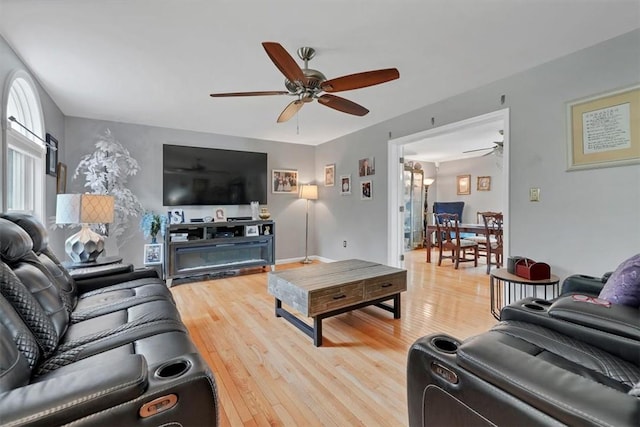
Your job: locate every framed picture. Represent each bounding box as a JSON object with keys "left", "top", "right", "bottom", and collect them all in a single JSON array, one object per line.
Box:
[
  {"left": 360, "top": 180, "right": 372, "bottom": 200},
  {"left": 168, "top": 209, "right": 185, "bottom": 224},
  {"left": 324, "top": 164, "right": 335, "bottom": 186},
  {"left": 214, "top": 208, "right": 226, "bottom": 222},
  {"left": 45, "top": 133, "right": 58, "bottom": 176},
  {"left": 567, "top": 85, "right": 640, "bottom": 171},
  {"left": 457, "top": 174, "right": 471, "bottom": 195},
  {"left": 477, "top": 176, "right": 491, "bottom": 191},
  {"left": 272, "top": 169, "right": 298, "bottom": 193},
  {"left": 143, "top": 243, "right": 163, "bottom": 265},
  {"left": 358, "top": 157, "right": 375, "bottom": 176},
  {"left": 340, "top": 174, "right": 351, "bottom": 195},
  {"left": 56, "top": 162, "right": 67, "bottom": 193},
  {"left": 245, "top": 225, "right": 259, "bottom": 237}
]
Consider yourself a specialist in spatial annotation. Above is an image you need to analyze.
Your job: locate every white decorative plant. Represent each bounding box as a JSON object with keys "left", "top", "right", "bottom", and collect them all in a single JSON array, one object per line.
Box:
[{"left": 73, "top": 129, "right": 143, "bottom": 248}]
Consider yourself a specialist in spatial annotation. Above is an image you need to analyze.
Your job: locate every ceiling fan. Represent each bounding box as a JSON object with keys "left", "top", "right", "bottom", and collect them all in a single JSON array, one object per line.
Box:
[
  {"left": 463, "top": 130, "right": 504, "bottom": 157},
  {"left": 209, "top": 42, "right": 399, "bottom": 123}
]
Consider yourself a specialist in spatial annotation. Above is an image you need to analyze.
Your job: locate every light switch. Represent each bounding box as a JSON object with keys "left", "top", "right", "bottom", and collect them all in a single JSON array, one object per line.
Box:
[{"left": 529, "top": 188, "right": 540, "bottom": 202}]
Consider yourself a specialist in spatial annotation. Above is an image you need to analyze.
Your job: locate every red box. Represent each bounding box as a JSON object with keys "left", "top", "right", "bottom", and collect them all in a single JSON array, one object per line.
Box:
[{"left": 514, "top": 258, "right": 551, "bottom": 280}]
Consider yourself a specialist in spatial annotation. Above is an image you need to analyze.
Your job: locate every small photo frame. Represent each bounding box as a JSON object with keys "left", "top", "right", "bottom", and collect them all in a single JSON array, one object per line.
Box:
[
  {"left": 457, "top": 174, "right": 471, "bottom": 195},
  {"left": 360, "top": 180, "right": 372, "bottom": 200},
  {"left": 477, "top": 176, "right": 491, "bottom": 191},
  {"left": 358, "top": 157, "right": 375, "bottom": 176},
  {"left": 245, "top": 225, "right": 259, "bottom": 237},
  {"left": 272, "top": 169, "right": 299, "bottom": 194},
  {"left": 143, "top": 243, "right": 163, "bottom": 265},
  {"left": 324, "top": 164, "right": 335, "bottom": 186},
  {"left": 46, "top": 134, "right": 58, "bottom": 176},
  {"left": 340, "top": 175, "right": 351, "bottom": 195},
  {"left": 214, "top": 208, "right": 226, "bottom": 222},
  {"left": 168, "top": 209, "right": 185, "bottom": 224},
  {"left": 56, "top": 162, "right": 67, "bottom": 193}
]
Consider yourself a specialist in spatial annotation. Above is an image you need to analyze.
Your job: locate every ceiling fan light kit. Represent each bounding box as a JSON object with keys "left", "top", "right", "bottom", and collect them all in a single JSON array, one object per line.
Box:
[{"left": 210, "top": 42, "right": 399, "bottom": 123}]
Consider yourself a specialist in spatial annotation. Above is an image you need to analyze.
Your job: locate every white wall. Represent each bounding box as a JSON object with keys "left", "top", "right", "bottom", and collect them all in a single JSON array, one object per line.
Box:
[{"left": 315, "top": 29, "right": 640, "bottom": 279}]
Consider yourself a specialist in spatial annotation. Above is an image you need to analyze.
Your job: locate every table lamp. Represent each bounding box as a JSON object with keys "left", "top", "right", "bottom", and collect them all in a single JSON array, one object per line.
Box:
[
  {"left": 56, "top": 194, "right": 115, "bottom": 263},
  {"left": 299, "top": 184, "right": 318, "bottom": 264}
]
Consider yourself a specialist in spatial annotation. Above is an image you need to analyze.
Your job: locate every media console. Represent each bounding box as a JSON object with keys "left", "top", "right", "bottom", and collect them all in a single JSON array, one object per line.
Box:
[{"left": 164, "top": 220, "right": 275, "bottom": 285}]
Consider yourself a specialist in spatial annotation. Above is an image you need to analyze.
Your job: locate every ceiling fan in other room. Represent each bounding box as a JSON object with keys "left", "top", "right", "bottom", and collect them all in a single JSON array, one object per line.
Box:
[
  {"left": 209, "top": 42, "right": 400, "bottom": 123},
  {"left": 463, "top": 130, "right": 504, "bottom": 157}
]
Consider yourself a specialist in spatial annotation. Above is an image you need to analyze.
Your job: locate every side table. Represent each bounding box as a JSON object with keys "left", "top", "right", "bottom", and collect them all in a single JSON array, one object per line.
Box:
[
  {"left": 62, "top": 256, "right": 133, "bottom": 280},
  {"left": 490, "top": 268, "right": 560, "bottom": 320},
  {"left": 62, "top": 256, "right": 123, "bottom": 270}
]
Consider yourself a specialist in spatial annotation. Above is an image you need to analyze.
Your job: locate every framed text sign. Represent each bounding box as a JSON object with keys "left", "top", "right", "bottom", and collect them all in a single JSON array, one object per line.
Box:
[{"left": 567, "top": 85, "right": 640, "bottom": 171}]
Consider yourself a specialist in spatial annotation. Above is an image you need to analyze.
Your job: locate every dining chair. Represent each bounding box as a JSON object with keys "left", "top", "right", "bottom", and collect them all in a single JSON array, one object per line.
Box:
[
  {"left": 465, "top": 211, "right": 497, "bottom": 263},
  {"left": 434, "top": 213, "right": 478, "bottom": 269},
  {"left": 481, "top": 211, "right": 504, "bottom": 274}
]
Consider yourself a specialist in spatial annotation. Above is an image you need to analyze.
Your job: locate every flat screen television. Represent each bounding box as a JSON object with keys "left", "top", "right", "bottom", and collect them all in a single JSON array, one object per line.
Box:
[{"left": 163, "top": 144, "right": 268, "bottom": 206}]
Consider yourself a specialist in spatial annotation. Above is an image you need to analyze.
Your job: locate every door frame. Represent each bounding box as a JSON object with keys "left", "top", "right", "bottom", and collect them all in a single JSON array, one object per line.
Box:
[{"left": 387, "top": 108, "right": 510, "bottom": 268}]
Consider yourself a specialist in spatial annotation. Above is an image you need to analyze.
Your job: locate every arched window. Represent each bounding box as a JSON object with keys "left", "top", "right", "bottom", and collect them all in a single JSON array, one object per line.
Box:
[{"left": 3, "top": 70, "right": 45, "bottom": 219}]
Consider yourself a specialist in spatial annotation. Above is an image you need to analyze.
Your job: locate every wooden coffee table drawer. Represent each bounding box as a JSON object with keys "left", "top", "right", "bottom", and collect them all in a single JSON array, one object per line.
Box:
[
  {"left": 309, "top": 281, "right": 364, "bottom": 316},
  {"left": 364, "top": 273, "right": 406, "bottom": 300}
]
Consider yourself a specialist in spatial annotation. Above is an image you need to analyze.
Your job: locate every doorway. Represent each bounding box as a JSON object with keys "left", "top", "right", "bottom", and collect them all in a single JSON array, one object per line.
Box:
[{"left": 387, "top": 108, "right": 510, "bottom": 268}]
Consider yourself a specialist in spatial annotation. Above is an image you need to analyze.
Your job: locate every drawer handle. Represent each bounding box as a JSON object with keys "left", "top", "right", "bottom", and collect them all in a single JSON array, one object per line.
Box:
[
  {"left": 332, "top": 294, "right": 346, "bottom": 300},
  {"left": 381, "top": 283, "right": 393, "bottom": 288}
]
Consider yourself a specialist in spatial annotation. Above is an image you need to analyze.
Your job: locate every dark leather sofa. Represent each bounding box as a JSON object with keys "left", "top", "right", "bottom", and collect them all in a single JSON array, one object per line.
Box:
[
  {"left": 407, "top": 291, "right": 639, "bottom": 425},
  {"left": 0, "top": 214, "right": 218, "bottom": 426}
]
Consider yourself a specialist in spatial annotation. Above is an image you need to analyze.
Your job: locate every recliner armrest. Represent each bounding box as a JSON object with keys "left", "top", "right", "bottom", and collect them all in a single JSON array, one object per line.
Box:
[
  {"left": 501, "top": 296, "right": 640, "bottom": 363},
  {"left": 75, "top": 268, "right": 160, "bottom": 292},
  {"left": 0, "top": 355, "right": 147, "bottom": 427},
  {"left": 548, "top": 295, "right": 640, "bottom": 341},
  {"left": 560, "top": 272, "right": 612, "bottom": 296}
]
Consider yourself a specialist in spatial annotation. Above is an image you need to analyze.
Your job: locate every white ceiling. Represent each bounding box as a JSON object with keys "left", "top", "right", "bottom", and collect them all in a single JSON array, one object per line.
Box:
[{"left": 1, "top": 0, "right": 639, "bottom": 149}]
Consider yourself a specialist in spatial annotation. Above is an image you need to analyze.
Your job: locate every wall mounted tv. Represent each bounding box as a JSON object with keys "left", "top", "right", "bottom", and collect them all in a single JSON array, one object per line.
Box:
[{"left": 163, "top": 144, "right": 268, "bottom": 206}]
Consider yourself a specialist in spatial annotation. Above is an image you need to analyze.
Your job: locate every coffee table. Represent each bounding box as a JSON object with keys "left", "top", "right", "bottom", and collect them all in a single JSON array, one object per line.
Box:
[{"left": 267, "top": 259, "right": 407, "bottom": 346}]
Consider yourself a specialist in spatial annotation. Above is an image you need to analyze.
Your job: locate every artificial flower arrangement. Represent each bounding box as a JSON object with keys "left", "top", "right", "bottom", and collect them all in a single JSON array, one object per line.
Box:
[{"left": 140, "top": 212, "right": 168, "bottom": 243}]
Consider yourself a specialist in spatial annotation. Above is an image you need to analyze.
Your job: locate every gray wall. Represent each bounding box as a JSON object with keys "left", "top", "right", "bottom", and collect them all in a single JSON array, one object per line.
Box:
[
  {"left": 64, "top": 117, "right": 315, "bottom": 266},
  {"left": 433, "top": 155, "right": 504, "bottom": 223},
  {"left": 0, "top": 35, "right": 66, "bottom": 250},
  {"left": 315, "top": 29, "right": 640, "bottom": 278}
]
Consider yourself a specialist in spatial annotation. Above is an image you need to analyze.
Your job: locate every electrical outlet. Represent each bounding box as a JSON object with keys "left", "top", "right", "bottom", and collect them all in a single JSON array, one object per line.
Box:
[
  {"left": 343, "top": 240, "right": 347, "bottom": 248},
  {"left": 529, "top": 188, "right": 540, "bottom": 202}
]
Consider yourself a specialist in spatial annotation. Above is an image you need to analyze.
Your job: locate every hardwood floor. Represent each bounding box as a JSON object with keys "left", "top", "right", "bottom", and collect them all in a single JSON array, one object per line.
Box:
[{"left": 170, "top": 249, "right": 498, "bottom": 426}]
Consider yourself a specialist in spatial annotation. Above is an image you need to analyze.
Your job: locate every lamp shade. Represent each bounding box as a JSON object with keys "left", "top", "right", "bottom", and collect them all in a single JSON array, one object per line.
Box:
[
  {"left": 56, "top": 194, "right": 115, "bottom": 224},
  {"left": 299, "top": 184, "right": 318, "bottom": 200},
  {"left": 424, "top": 178, "right": 435, "bottom": 186}
]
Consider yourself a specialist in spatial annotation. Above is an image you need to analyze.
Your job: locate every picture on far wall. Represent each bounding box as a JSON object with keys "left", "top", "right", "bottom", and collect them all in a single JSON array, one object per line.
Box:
[
  {"left": 143, "top": 243, "right": 163, "bottom": 265},
  {"left": 46, "top": 133, "right": 58, "bottom": 176},
  {"left": 324, "top": 164, "right": 335, "bottom": 186},
  {"left": 361, "top": 180, "right": 372, "bottom": 200},
  {"left": 457, "top": 174, "right": 471, "bottom": 195},
  {"left": 340, "top": 175, "right": 351, "bottom": 195},
  {"left": 56, "top": 162, "right": 67, "bottom": 193},
  {"left": 477, "top": 176, "right": 491, "bottom": 191},
  {"left": 272, "top": 169, "right": 299, "bottom": 194},
  {"left": 358, "top": 157, "right": 375, "bottom": 176}
]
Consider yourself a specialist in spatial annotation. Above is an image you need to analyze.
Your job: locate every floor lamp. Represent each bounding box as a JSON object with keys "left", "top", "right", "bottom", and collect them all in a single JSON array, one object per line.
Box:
[{"left": 299, "top": 184, "right": 318, "bottom": 264}]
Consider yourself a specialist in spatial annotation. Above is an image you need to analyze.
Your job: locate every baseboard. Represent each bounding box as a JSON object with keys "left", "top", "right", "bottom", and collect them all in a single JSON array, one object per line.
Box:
[{"left": 275, "top": 256, "right": 336, "bottom": 265}]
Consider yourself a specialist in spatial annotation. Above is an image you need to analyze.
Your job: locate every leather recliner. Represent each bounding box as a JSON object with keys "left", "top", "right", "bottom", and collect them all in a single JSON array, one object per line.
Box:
[
  {"left": 407, "top": 294, "right": 640, "bottom": 426},
  {"left": 0, "top": 216, "right": 218, "bottom": 426}
]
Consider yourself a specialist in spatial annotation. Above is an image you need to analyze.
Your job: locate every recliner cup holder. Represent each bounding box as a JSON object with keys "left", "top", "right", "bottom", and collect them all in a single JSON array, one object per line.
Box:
[
  {"left": 522, "top": 303, "right": 546, "bottom": 311},
  {"left": 532, "top": 299, "right": 552, "bottom": 306},
  {"left": 155, "top": 359, "right": 191, "bottom": 380},
  {"left": 431, "top": 336, "right": 460, "bottom": 354}
]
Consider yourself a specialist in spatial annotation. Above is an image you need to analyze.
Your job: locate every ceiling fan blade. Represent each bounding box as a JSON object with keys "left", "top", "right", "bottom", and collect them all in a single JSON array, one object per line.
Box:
[
  {"left": 210, "top": 90, "right": 289, "bottom": 97},
  {"left": 262, "top": 42, "right": 306, "bottom": 86},
  {"left": 321, "top": 68, "right": 399, "bottom": 92},
  {"left": 277, "top": 100, "right": 304, "bottom": 123},
  {"left": 317, "top": 94, "right": 369, "bottom": 116},
  {"left": 463, "top": 146, "right": 494, "bottom": 154}
]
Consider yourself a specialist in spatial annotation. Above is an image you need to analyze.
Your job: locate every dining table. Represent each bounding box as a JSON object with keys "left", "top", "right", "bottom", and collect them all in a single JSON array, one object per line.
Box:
[{"left": 424, "top": 223, "right": 489, "bottom": 263}]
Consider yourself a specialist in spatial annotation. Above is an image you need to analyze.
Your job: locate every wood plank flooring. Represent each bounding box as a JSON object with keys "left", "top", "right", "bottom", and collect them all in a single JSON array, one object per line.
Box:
[{"left": 170, "top": 249, "right": 498, "bottom": 426}]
